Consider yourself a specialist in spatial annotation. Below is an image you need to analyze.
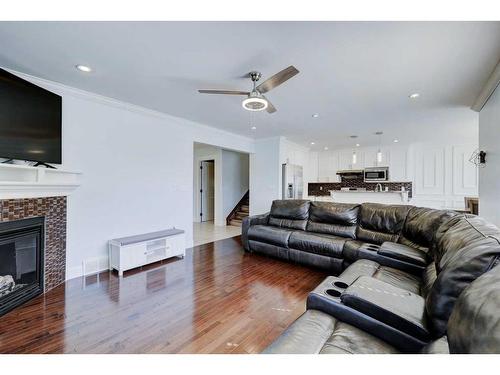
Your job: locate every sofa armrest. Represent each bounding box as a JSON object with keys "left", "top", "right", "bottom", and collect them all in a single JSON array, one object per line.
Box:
[
  {"left": 378, "top": 242, "right": 427, "bottom": 267},
  {"left": 242, "top": 213, "right": 269, "bottom": 251}
]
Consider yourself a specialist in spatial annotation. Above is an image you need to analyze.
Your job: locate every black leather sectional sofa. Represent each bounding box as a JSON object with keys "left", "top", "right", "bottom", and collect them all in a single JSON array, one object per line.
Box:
[{"left": 241, "top": 200, "right": 500, "bottom": 353}]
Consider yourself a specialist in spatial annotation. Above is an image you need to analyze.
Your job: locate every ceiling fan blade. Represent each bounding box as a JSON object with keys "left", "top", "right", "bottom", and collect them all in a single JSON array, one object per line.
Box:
[
  {"left": 198, "top": 89, "right": 249, "bottom": 95},
  {"left": 256, "top": 65, "right": 299, "bottom": 94},
  {"left": 263, "top": 96, "right": 277, "bottom": 113}
]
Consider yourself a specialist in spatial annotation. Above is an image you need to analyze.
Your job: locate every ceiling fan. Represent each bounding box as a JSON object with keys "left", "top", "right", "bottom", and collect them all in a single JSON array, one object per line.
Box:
[{"left": 198, "top": 65, "right": 299, "bottom": 114}]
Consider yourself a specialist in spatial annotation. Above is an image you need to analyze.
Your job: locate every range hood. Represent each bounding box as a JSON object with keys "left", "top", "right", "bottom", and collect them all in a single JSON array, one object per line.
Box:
[
  {"left": 336, "top": 169, "right": 364, "bottom": 180},
  {"left": 336, "top": 169, "right": 364, "bottom": 175}
]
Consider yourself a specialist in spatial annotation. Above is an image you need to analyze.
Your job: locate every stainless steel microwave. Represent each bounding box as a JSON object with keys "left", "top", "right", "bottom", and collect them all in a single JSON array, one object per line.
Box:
[{"left": 364, "top": 167, "right": 389, "bottom": 182}]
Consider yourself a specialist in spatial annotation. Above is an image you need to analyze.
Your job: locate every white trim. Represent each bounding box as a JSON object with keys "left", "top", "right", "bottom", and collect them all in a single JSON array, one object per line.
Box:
[{"left": 472, "top": 59, "right": 500, "bottom": 112}]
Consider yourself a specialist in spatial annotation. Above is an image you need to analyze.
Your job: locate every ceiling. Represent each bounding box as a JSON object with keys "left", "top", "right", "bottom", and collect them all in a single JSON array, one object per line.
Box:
[{"left": 0, "top": 21, "right": 499, "bottom": 149}]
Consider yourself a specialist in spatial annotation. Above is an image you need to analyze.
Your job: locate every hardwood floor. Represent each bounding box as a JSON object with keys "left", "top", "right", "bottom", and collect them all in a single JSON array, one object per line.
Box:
[{"left": 0, "top": 236, "right": 327, "bottom": 354}]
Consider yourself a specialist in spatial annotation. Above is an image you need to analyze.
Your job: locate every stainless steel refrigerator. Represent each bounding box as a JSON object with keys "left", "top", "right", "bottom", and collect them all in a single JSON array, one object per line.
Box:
[{"left": 282, "top": 163, "right": 304, "bottom": 199}]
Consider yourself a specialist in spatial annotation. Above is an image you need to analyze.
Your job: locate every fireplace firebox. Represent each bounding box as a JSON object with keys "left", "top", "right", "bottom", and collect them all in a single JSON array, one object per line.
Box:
[{"left": 0, "top": 217, "right": 44, "bottom": 316}]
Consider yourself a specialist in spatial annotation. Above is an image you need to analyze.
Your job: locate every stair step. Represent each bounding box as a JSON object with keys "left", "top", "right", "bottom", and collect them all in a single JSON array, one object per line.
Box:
[
  {"left": 240, "top": 205, "right": 249, "bottom": 212},
  {"left": 229, "top": 219, "right": 242, "bottom": 227},
  {"left": 236, "top": 212, "right": 248, "bottom": 219}
]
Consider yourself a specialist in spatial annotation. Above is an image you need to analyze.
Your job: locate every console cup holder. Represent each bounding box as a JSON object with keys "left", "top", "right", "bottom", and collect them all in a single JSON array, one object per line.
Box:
[
  {"left": 333, "top": 281, "right": 349, "bottom": 289},
  {"left": 325, "top": 289, "right": 342, "bottom": 298}
]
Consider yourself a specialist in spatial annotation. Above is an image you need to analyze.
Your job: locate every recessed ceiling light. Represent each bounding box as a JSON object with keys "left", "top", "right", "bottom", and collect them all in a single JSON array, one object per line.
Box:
[
  {"left": 310, "top": 142, "right": 315, "bottom": 145},
  {"left": 409, "top": 93, "right": 420, "bottom": 99},
  {"left": 251, "top": 126, "right": 257, "bottom": 130},
  {"left": 393, "top": 139, "right": 399, "bottom": 143},
  {"left": 75, "top": 64, "right": 92, "bottom": 73},
  {"left": 356, "top": 143, "right": 360, "bottom": 147},
  {"left": 312, "top": 113, "right": 319, "bottom": 118},
  {"left": 324, "top": 146, "right": 328, "bottom": 150}
]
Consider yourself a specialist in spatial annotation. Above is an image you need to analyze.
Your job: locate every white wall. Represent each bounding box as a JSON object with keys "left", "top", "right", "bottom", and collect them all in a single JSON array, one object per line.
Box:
[
  {"left": 479, "top": 85, "right": 500, "bottom": 226},
  {"left": 310, "top": 136, "right": 479, "bottom": 209},
  {"left": 221, "top": 150, "right": 249, "bottom": 218},
  {"left": 249, "top": 137, "right": 282, "bottom": 215},
  {"left": 9, "top": 69, "right": 254, "bottom": 280}
]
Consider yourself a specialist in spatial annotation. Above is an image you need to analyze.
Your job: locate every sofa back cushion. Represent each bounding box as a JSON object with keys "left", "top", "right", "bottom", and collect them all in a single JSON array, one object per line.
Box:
[
  {"left": 355, "top": 203, "right": 412, "bottom": 245},
  {"left": 447, "top": 264, "right": 500, "bottom": 353},
  {"left": 268, "top": 200, "right": 310, "bottom": 231},
  {"left": 306, "top": 202, "right": 360, "bottom": 238},
  {"left": 425, "top": 215, "right": 500, "bottom": 337},
  {"left": 399, "top": 207, "right": 457, "bottom": 254}
]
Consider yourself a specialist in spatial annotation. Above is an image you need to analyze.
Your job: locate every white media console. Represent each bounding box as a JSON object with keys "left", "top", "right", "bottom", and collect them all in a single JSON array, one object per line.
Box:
[{"left": 108, "top": 228, "right": 185, "bottom": 276}]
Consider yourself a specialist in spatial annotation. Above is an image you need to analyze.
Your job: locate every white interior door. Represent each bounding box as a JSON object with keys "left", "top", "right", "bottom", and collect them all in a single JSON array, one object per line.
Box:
[{"left": 200, "top": 160, "right": 215, "bottom": 222}]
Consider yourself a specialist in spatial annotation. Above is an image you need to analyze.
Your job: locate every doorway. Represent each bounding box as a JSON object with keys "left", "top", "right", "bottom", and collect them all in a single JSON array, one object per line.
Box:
[{"left": 200, "top": 160, "right": 215, "bottom": 222}]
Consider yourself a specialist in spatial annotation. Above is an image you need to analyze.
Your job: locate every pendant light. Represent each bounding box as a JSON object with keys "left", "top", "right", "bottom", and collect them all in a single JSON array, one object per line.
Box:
[
  {"left": 350, "top": 135, "right": 358, "bottom": 167},
  {"left": 375, "top": 131, "right": 383, "bottom": 165}
]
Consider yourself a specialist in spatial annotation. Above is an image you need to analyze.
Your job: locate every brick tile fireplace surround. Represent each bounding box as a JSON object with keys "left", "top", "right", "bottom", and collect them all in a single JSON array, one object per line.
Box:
[{"left": 0, "top": 197, "right": 67, "bottom": 291}]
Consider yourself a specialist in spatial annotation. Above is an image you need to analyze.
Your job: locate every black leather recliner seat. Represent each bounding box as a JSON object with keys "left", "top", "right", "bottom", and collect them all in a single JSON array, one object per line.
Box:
[
  {"left": 242, "top": 200, "right": 500, "bottom": 353},
  {"left": 263, "top": 263, "right": 500, "bottom": 354}
]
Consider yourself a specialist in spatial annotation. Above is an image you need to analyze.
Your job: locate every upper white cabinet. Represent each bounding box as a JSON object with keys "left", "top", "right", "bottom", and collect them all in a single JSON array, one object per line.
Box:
[
  {"left": 339, "top": 150, "right": 364, "bottom": 170},
  {"left": 389, "top": 147, "right": 408, "bottom": 182},
  {"left": 318, "top": 151, "right": 340, "bottom": 181},
  {"left": 364, "top": 148, "right": 390, "bottom": 168}
]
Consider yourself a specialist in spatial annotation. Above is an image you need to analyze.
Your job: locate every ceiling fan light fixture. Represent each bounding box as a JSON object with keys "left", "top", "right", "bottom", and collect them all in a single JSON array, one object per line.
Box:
[{"left": 242, "top": 96, "right": 268, "bottom": 112}]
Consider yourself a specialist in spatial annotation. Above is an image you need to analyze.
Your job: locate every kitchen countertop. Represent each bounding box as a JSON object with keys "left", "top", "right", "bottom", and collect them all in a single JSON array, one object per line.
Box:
[
  {"left": 328, "top": 189, "right": 410, "bottom": 204},
  {"left": 331, "top": 190, "right": 408, "bottom": 194}
]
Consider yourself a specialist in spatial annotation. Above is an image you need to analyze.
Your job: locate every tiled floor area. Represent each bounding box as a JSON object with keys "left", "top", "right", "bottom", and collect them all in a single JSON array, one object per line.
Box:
[{"left": 192, "top": 220, "right": 241, "bottom": 247}]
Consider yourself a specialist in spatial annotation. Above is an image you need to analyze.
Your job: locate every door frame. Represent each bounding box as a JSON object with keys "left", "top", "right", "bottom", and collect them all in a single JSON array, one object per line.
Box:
[
  {"left": 199, "top": 159, "right": 215, "bottom": 222},
  {"left": 194, "top": 153, "right": 221, "bottom": 224}
]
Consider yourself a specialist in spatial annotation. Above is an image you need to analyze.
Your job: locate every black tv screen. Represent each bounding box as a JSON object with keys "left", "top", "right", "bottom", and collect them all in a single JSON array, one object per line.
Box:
[{"left": 0, "top": 68, "right": 62, "bottom": 164}]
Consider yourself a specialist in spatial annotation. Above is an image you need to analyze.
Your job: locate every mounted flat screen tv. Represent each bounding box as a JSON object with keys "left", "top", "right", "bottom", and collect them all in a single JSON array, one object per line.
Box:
[{"left": 0, "top": 68, "right": 62, "bottom": 164}]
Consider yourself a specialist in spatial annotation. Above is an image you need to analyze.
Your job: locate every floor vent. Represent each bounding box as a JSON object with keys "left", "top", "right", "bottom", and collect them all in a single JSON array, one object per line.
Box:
[{"left": 82, "top": 256, "right": 108, "bottom": 276}]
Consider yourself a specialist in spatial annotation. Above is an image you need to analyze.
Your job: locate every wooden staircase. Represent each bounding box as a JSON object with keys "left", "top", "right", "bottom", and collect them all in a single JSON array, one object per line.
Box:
[{"left": 227, "top": 192, "right": 249, "bottom": 227}]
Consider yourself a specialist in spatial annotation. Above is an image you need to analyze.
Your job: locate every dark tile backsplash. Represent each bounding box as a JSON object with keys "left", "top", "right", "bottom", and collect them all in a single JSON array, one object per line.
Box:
[{"left": 308, "top": 175, "right": 412, "bottom": 198}]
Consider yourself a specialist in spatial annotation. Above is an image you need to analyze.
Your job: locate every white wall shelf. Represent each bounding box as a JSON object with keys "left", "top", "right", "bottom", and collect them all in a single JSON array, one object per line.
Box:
[{"left": 0, "top": 164, "right": 82, "bottom": 199}]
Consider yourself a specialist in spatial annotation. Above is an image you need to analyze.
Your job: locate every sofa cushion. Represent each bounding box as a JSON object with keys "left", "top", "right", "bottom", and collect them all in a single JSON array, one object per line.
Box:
[
  {"left": 289, "top": 231, "right": 346, "bottom": 258},
  {"left": 263, "top": 309, "right": 399, "bottom": 354},
  {"left": 339, "top": 259, "right": 421, "bottom": 295},
  {"left": 247, "top": 225, "right": 292, "bottom": 248},
  {"left": 306, "top": 202, "right": 359, "bottom": 239},
  {"left": 399, "top": 207, "right": 457, "bottom": 254},
  {"left": 288, "top": 248, "right": 344, "bottom": 273},
  {"left": 447, "top": 265, "right": 500, "bottom": 353},
  {"left": 356, "top": 203, "right": 412, "bottom": 245},
  {"left": 341, "top": 276, "right": 430, "bottom": 341},
  {"left": 426, "top": 215, "right": 500, "bottom": 337},
  {"left": 268, "top": 200, "right": 310, "bottom": 230}
]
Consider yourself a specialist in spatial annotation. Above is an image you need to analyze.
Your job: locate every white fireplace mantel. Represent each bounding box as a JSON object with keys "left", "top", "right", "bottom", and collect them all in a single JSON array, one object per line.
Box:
[{"left": 0, "top": 163, "right": 81, "bottom": 199}]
